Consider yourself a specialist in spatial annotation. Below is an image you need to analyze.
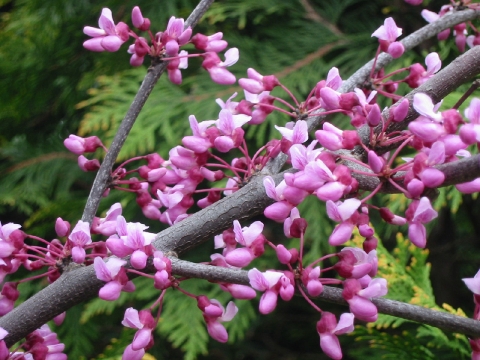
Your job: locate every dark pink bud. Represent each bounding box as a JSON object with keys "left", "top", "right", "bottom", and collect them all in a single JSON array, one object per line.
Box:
[
  {"left": 383, "top": 81, "right": 398, "bottom": 94},
  {"left": 316, "top": 311, "right": 337, "bottom": 334},
  {"left": 83, "top": 136, "right": 104, "bottom": 153},
  {"left": 133, "top": 37, "right": 150, "bottom": 57},
  {"left": 78, "top": 155, "right": 100, "bottom": 172},
  {"left": 342, "top": 130, "right": 360, "bottom": 149},
  {"left": 9, "top": 229, "right": 26, "bottom": 249},
  {"left": 290, "top": 218, "right": 308, "bottom": 238},
  {"left": 146, "top": 153, "right": 164, "bottom": 168},
  {"left": 363, "top": 236, "right": 378, "bottom": 253},
  {"left": 339, "top": 92, "right": 359, "bottom": 110},
  {"left": 262, "top": 75, "right": 280, "bottom": 91},
  {"left": 379, "top": 207, "right": 407, "bottom": 225},
  {"left": 342, "top": 278, "right": 362, "bottom": 300},
  {"left": 442, "top": 109, "right": 463, "bottom": 134},
  {"left": 387, "top": 41, "right": 404, "bottom": 58}
]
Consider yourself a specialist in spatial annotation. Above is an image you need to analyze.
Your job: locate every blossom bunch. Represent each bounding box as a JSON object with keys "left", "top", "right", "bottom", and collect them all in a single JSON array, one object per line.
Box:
[{"left": 83, "top": 7, "right": 239, "bottom": 85}]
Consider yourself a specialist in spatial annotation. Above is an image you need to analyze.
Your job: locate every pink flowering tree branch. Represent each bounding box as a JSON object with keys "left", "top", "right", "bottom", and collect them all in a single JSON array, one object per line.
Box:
[
  {"left": 4, "top": 2, "right": 480, "bottom": 358},
  {"left": 82, "top": 0, "right": 215, "bottom": 225}
]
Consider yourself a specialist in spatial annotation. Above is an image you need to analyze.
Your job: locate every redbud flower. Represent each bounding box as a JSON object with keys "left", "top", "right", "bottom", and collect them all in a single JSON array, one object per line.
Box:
[
  {"left": 64, "top": 135, "right": 103, "bottom": 155},
  {"left": 238, "top": 68, "right": 280, "bottom": 94},
  {"left": 316, "top": 122, "right": 360, "bottom": 151},
  {"left": 94, "top": 257, "right": 135, "bottom": 301},
  {"left": 202, "top": 48, "right": 239, "bottom": 85},
  {"left": 106, "top": 216, "right": 155, "bottom": 269},
  {"left": 275, "top": 120, "right": 308, "bottom": 144},
  {"left": 248, "top": 269, "right": 294, "bottom": 314},
  {"left": 78, "top": 155, "right": 101, "bottom": 172},
  {"left": 342, "top": 278, "right": 387, "bottom": 322},
  {"left": 191, "top": 32, "right": 228, "bottom": 52},
  {"left": 122, "top": 308, "right": 155, "bottom": 359},
  {"left": 225, "top": 220, "right": 265, "bottom": 267},
  {"left": 326, "top": 199, "right": 361, "bottom": 246},
  {"left": 197, "top": 297, "right": 238, "bottom": 343},
  {"left": 456, "top": 178, "right": 480, "bottom": 194},
  {"left": 83, "top": 8, "right": 130, "bottom": 52},
  {"left": 405, "top": 197, "right": 438, "bottom": 248},
  {"left": 91, "top": 202, "right": 123, "bottom": 236},
  {"left": 460, "top": 98, "right": 480, "bottom": 145},
  {"left": 317, "top": 312, "right": 354, "bottom": 360},
  {"left": 68, "top": 220, "right": 92, "bottom": 263},
  {"left": 371, "top": 17, "right": 404, "bottom": 58}
]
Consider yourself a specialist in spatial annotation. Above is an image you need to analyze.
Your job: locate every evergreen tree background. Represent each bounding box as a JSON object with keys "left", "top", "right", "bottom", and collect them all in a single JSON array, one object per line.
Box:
[{"left": 1, "top": 0, "right": 480, "bottom": 358}]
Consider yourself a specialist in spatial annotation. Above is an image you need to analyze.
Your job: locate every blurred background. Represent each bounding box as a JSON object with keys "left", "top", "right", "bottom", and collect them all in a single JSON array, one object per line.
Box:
[{"left": 1, "top": 0, "right": 480, "bottom": 358}]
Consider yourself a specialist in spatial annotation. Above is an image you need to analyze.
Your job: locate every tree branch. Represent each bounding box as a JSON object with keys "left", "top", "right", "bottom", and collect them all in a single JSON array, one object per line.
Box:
[{"left": 170, "top": 259, "right": 480, "bottom": 338}]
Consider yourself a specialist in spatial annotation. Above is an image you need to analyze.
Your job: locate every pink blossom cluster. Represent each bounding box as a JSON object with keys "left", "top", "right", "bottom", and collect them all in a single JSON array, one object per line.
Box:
[
  {"left": 0, "top": 324, "right": 66, "bottom": 360},
  {"left": 83, "top": 7, "right": 239, "bottom": 85}
]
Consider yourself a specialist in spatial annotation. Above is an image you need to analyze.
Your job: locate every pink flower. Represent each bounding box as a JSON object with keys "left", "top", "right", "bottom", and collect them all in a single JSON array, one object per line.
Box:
[
  {"left": 192, "top": 32, "right": 228, "bottom": 52},
  {"left": 342, "top": 278, "right": 387, "bottom": 322},
  {"left": 316, "top": 312, "right": 354, "bottom": 360},
  {"left": 122, "top": 308, "right": 155, "bottom": 357},
  {"left": 238, "top": 68, "right": 280, "bottom": 94},
  {"left": 91, "top": 203, "right": 123, "bottom": 236},
  {"left": 224, "top": 220, "right": 265, "bottom": 267},
  {"left": 315, "top": 122, "right": 360, "bottom": 151},
  {"left": 248, "top": 269, "right": 294, "bottom": 314},
  {"left": 371, "top": 17, "right": 404, "bottom": 58},
  {"left": 55, "top": 218, "right": 70, "bottom": 237},
  {"left": 106, "top": 216, "right": 155, "bottom": 269},
  {"left": 68, "top": 220, "right": 92, "bottom": 263},
  {"left": 83, "top": 8, "right": 130, "bottom": 52},
  {"left": 0, "top": 282, "right": 19, "bottom": 316},
  {"left": 64, "top": 135, "right": 103, "bottom": 155},
  {"left": 335, "top": 247, "right": 377, "bottom": 279},
  {"left": 202, "top": 48, "right": 239, "bottom": 85},
  {"left": 94, "top": 257, "right": 135, "bottom": 301},
  {"left": 275, "top": 120, "right": 308, "bottom": 144},
  {"left": 197, "top": 297, "right": 238, "bottom": 343},
  {"left": 405, "top": 53, "right": 441, "bottom": 88},
  {"left": 463, "top": 268, "right": 480, "bottom": 295},
  {"left": 405, "top": 197, "right": 438, "bottom": 248},
  {"left": 326, "top": 199, "right": 361, "bottom": 246}
]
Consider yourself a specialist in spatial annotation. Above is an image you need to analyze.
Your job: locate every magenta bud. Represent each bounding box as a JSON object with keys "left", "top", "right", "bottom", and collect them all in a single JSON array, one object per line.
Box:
[
  {"left": 366, "top": 104, "right": 381, "bottom": 127},
  {"left": 290, "top": 218, "right": 308, "bottom": 238},
  {"left": 363, "top": 236, "right": 378, "bottom": 253},
  {"left": 78, "top": 155, "right": 100, "bottom": 172},
  {"left": 55, "top": 218, "right": 70, "bottom": 237},
  {"left": 392, "top": 98, "right": 409, "bottom": 122},
  {"left": 275, "top": 244, "right": 292, "bottom": 264}
]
